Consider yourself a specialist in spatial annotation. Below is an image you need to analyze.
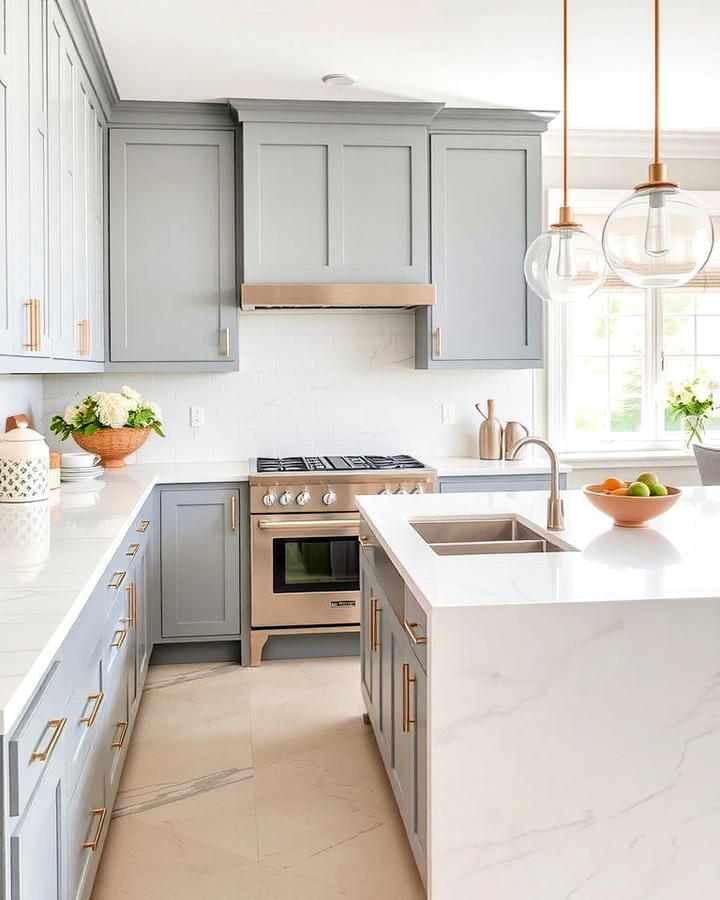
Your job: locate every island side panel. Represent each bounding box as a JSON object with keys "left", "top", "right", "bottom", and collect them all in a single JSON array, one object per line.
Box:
[{"left": 428, "top": 596, "right": 720, "bottom": 900}]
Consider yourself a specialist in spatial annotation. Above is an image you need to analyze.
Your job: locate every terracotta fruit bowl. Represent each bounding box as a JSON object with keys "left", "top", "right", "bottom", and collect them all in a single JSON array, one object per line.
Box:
[{"left": 583, "top": 484, "right": 682, "bottom": 528}]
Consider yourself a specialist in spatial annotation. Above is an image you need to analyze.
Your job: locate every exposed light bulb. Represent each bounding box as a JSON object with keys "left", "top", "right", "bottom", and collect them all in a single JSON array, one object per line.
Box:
[
  {"left": 644, "top": 190, "right": 671, "bottom": 256},
  {"left": 556, "top": 230, "right": 578, "bottom": 279}
]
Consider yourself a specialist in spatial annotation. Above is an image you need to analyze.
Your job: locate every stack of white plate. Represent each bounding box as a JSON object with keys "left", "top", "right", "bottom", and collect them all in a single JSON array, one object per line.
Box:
[{"left": 60, "top": 465, "right": 104, "bottom": 483}]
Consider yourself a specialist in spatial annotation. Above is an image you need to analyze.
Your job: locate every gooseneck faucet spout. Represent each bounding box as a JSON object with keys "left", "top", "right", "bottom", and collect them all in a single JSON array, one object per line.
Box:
[{"left": 506, "top": 437, "right": 565, "bottom": 531}]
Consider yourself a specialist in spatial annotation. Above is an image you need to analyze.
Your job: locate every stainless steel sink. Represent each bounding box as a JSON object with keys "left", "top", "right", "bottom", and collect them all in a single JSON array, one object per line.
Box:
[{"left": 410, "top": 515, "right": 576, "bottom": 555}]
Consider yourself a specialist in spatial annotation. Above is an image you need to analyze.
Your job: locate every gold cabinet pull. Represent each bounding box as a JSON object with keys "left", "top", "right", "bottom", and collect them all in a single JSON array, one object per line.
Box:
[
  {"left": 77, "top": 318, "right": 90, "bottom": 356},
  {"left": 230, "top": 495, "right": 237, "bottom": 532},
  {"left": 403, "top": 619, "right": 427, "bottom": 646},
  {"left": 30, "top": 717, "right": 67, "bottom": 762},
  {"left": 370, "top": 596, "right": 381, "bottom": 652},
  {"left": 136, "top": 519, "right": 150, "bottom": 533},
  {"left": 108, "top": 571, "right": 126, "bottom": 589},
  {"left": 126, "top": 543, "right": 140, "bottom": 557},
  {"left": 111, "top": 720, "right": 128, "bottom": 749},
  {"left": 80, "top": 691, "right": 104, "bottom": 727},
  {"left": 358, "top": 535, "right": 377, "bottom": 548},
  {"left": 121, "top": 582, "right": 136, "bottom": 627},
  {"left": 111, "top": 628, "right": 127, "bottom": 649},
  {"left": 24, "top": 299, "right": 41, "bottom": 351},
  {"left": 402, "top": 663, "right": 416, "bottom": 733},
  {"left": 433, "top": 326, "right": 442, "bottom": 358},
  {"left": 221, "top": 327, "right": 230, "bottom": 357},
  {"left": 83, "top": 807, "right": 108, "bottom": 850}
]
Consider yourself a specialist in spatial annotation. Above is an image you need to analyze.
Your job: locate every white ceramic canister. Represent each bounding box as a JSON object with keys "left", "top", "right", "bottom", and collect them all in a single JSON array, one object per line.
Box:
[{"left": 0, "top": 422, "right": 51, "bottom": 502}]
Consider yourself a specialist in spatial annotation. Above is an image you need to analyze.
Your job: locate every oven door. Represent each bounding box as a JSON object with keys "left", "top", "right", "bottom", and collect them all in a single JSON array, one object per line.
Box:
[{"left": 251, "top": 512, "right": 362, "bottom": 627}]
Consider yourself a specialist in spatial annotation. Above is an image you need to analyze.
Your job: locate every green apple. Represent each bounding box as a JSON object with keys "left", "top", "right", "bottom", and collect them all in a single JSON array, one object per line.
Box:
[
  {"left": 628, "top": 481, "right": 651, "bottom": 497},
  {"left": 635, "top": 472, "right": 659, "bottom": 488},
  {"left": 649, "top": 483, "right": 668, "bottom": 496}
]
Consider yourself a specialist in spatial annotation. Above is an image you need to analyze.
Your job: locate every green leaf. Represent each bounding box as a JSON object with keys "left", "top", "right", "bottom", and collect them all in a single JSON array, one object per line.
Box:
[{"left": 84, "top": 423, "right": 101, "bottom": 435}]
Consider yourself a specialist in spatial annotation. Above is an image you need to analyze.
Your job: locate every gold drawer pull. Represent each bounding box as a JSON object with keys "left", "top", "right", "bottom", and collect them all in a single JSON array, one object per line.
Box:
[
  {"left": 358, "top": 535, "right": 377, "bottom": 548},
  {"left": 136, "top": 519, "right": 150, "bottom": 533},
  {"left": 83, "top": 807, "right": 108, "bottom": 850},
  {"left": 111, "top": 720, "right": 128, "bottom": 749},
  {"left": 24, "top": 299, "right": 41, "bottom": 351},
  {"left": 111, "top": 628, "right": 127, "bottom": 649},
  {"left": 80, "top": 691, "right": 104, "bottom": 727},
  {"left": 120, "top": 582, "right": 136, "bottom": 627},
  {"left": 433, "top": 325, "right": 442, "bottom": 358},
  {"left": 231, "top": 495, "right": 237, "bottom": 532},
  {"left": 402, "top": 663, "right": 416, "bottom": 733},
  {"left": 108, "top": 571, "right": 126, "bottom": 589},
  {"left": 126, "top": 543, "right": 140, "bottom": 557},
  {"left": 221, "top": 327, "right": 230, "bottom": 357},
  {"left": 403, "top": 619, "right": 427, "bottom": 645},
  {"left": 30, "top": 717, "right": 67, "bottom": 762},
  {"left": 369, "top": 596, "right": 381, "bottom": 652}
]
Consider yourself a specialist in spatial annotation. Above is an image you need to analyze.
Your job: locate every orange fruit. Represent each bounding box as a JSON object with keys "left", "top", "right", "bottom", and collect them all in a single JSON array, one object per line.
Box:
[
  {"left": 610, "top": 487, "right": 629, "bottom": 496},
  {"left": 602, "top": 476, "right": 626, "bottom": 492}
]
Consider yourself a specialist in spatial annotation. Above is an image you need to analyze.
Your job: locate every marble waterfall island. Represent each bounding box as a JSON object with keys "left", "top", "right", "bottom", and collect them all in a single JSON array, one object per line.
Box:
[{"left": 356, "top": 486, "right": 720, "bottom": 900}]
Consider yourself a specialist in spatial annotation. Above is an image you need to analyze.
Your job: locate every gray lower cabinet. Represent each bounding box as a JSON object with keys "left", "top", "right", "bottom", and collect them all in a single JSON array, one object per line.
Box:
[
  {"left": 9, "top": 746, "right": 65, "bottom": 900},
  {"left": 108, "top": 128, "right": 238, "bottom": 368},
  {"left": 416, "top": 120, "right": 546, "bottom": 370},
  {"left": 437, "top": 473, "right": 568, "bottom": 493},
  {"left": 360, "top": 547, "right": 427, "bottom": 884},
  {"left": 242, "top": 122, "right": 429, "bottom": 284},
  {"left": 160, "top": 489, "right": 241, "bottom": 638}
]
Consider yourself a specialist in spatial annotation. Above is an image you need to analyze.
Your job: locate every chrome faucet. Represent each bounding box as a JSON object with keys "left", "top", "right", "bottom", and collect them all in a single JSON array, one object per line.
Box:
[{"left": 506, "top": 437, "right": 565, "bottom": 531}]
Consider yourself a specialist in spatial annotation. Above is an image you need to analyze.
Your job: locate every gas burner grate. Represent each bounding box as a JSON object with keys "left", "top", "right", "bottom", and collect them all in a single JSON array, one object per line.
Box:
[
  {"left": 365, "top": 454, "right": 425, "bottom": 470},
  {"left": 256, "top": 455, "right": 427, "bottom": 473}
]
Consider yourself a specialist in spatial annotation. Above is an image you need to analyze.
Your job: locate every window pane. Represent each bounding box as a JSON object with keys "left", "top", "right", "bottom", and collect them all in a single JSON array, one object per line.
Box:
[
  {"left": 609, "top": 357, "right": 643, "bottom": 433},
  {"left": 609, "top": 316, "right": 644, "bottom": 355},
  {"left": 572, "top": 357, "right": 607, "bottom": 434},
  {"left": 663, "top": 316, "right": 695, "bottom": 354},
  {"left": 663, "top": 293, "right": 695, "bottom": 314},
  {"left": 696, "top": 317, "right": 720, "bottom": 355},
  {"left": 608, "top": 292, "right": 645, "bottom": 315},
  {"left": 696, "top": 293, "right": 720, "bottom": 315},
  {"left": 574, "top": 313, "right": 607, "bottom": 356}
]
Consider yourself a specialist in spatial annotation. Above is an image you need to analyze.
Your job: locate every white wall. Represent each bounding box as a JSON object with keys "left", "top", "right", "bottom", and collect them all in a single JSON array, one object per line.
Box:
[
  {"left": 43, "top": 311, "right": 534, "bottom": 463},
  {"left": 0, "top": 375, "right": 44, "bottom": 430}
]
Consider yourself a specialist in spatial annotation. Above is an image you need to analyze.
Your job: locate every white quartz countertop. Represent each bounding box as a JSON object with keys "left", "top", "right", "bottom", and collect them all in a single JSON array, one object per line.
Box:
[
  {"left": 357, "top": 486, "right": 720, "bottom": 614},
  {"left": 426, "top": 455, "right": 571, "bottom": 477},
  {"left": 0, "top": 460, "right": 250, "bottom": 734}
]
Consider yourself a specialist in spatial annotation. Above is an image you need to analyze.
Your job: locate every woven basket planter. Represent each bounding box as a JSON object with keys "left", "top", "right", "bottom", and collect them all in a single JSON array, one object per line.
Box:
[{"left": 72, "top": 427, "right": 151, "bottom": 468}]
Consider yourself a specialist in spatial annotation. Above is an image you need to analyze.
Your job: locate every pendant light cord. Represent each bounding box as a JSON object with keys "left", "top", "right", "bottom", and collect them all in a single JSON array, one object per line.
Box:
[
  {"left": 562, "top": 0, "right": 569, "bottom": 209},
  {"left": 654, "top": 0, "right": 660, "bottom": 165}
]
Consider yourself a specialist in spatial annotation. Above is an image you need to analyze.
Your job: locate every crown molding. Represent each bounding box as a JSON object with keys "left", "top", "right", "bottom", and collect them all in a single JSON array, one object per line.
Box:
[
  {"left": 61, "top": 0, "right": 120, "bottom": 115},
  {"left": 543, "top": 129, "right": 720, "bottom": 159},
  {"left": 229, "top": 98, "right": 445, "bottom": 126},
  {"left": 432, "top": 107, "right": 557, "bottom": 134}
]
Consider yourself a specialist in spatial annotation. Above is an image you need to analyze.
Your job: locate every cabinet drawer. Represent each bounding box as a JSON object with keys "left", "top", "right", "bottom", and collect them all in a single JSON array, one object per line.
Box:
[
  {"left": 68, "top": 739, "right": 107, "bottom": 900},
  {"left": 8, "top": 661, "right": 65, "bottom": 816},
  {"left": 129, "top": 504, "right": 153, "bottom": 547},
  {"left": 105, "top": 670, "right": 130, "bottom": 799},
  {"left": 66, "top": 638, "right": 104, "bottom": 800},
  {"left": 103, "top": 573, "right": 133, "bottom": 688},
  {"left": 403, "top": 588, "right": 427, "bottom": 671},
  {"left": 358, "top": 525, "right": 404, "bottom": 623}
]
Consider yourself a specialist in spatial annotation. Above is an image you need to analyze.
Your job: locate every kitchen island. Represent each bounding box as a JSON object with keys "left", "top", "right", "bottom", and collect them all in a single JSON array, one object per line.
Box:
[{"left": 356, "top": 486, "right": 720, "bottom": 900}]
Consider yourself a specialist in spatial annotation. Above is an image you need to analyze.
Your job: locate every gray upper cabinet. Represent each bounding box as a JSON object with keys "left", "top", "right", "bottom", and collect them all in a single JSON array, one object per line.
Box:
[
  {"left": 242, "top": 122, "right": 429, "bottom": 283},
  {"left": 109, "top": 128, "right": 238, "bottom": 367},
  {"left": 416, "top": 111, "right": 551, "bottom": 370},
  {"left": 160, "top": 488, "right": 241, "bottom": 638}
]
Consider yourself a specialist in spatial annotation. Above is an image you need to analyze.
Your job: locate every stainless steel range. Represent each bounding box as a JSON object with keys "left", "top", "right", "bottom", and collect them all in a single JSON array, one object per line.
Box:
[{"left": 249, "top": 455, "right": 435, "bottom": 665}]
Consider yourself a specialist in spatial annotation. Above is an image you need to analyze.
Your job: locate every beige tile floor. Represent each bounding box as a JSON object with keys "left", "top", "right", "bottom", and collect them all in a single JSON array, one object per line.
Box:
[{"left": 92, "top": 657, "right": 425, "bottom": 900}]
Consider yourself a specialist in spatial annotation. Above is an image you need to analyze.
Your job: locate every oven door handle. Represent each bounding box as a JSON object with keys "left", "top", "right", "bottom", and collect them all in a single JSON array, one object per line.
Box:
[{"left": 256, "top": 519, "right": 362, "bottom": 530}]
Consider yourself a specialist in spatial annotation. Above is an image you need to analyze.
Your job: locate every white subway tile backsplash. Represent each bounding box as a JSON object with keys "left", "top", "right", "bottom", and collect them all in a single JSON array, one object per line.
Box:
[{"left": 40, "top": 311, "right": 534, "bottom": 462}]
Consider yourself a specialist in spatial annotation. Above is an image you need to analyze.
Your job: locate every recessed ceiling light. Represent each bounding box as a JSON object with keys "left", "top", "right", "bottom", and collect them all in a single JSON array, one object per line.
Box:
[{"left": 321, "top": 73, "right": 357, "bottom": 87}]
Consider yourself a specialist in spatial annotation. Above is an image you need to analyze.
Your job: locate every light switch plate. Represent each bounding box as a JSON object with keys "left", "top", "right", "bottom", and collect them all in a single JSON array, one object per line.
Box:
[
  {"left": 441, "top": 403, "right": 455, "bottom": 425},
  {"left": 190, "top": 406, "right": 205, "bottom": 427}
]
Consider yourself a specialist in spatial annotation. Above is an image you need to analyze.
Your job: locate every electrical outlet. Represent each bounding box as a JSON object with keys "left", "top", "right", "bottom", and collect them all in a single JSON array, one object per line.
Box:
[
  {"left": 190, "top": 406, "right": 205, "bottom": 427},
  {"left": 441, "top": 403, "right": 455, "bottom": 425}
]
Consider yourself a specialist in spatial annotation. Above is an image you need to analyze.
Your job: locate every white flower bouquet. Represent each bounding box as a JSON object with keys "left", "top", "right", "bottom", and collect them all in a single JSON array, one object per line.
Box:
[
  {"left": 666, "top": 376, "right": 719, "bottom": 447},
  {"left": 50, "top": 386, "right": 165, "bottom": 441}
]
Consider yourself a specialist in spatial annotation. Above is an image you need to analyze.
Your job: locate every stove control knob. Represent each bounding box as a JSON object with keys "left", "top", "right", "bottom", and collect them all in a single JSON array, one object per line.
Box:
[
  {"left": 322, "top": 490, "right": 337, "bottom": 506},
  {"left": 262, "top": 490, "right": 277, "bottom": 507},
  {"left": 412, "top": 484, "right": 424, "bottom": 495},
  {"left": 296, "top": 489, "right": 311, "bottom": 506},
  {"left": 396, "top": 487, "right": 408, "bottom": 495},
  {"left": 378, "top": 487, "right": 392, "bottom": 495},
  {"left": 279, "top": 490, "right": 294, "bottom": 506}
]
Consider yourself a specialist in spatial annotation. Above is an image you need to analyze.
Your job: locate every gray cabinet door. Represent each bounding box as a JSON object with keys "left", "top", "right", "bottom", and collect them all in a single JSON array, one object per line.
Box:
[
  {"left": 388, "top": 607, "right": 414, "bottom": 828},
  {"left": 160, "top": 489, "right": 241, "bottom": 637},
  {"left": 243, "top": 122, "right": 428, "bottom": 283},
  {"left": 109, "top": 128, "right": 237, "bottom": 363},
  {"left": 438, "top": 473, "right": 568, "bottom": 493},
  {"left": 410, "top": 662, "right": 427, "bottom": 874},
  {"left": 418, "top": 133, "right": 542, "bottom": 369},
  {"left": 360, "top": 551, "right": 386, "bottom": 755},
  {"left": 10, "top": 747, "right": 65, "bottom": 900}
]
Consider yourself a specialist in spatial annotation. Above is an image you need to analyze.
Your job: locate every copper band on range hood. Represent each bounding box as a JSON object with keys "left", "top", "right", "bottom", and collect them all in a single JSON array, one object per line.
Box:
[{"left": 241, "top": 283, "right": 436, "bottom": 309}]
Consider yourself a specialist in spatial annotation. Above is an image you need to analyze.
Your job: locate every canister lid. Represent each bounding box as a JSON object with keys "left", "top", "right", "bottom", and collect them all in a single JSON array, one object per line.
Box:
[{"left": 2, "top": 422, "right": 47, "bottom": 443}]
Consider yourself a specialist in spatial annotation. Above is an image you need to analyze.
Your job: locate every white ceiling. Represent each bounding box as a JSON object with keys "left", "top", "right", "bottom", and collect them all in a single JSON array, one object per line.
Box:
[{"left": 87, "top": 0, "right": 720, "bottom": 131}]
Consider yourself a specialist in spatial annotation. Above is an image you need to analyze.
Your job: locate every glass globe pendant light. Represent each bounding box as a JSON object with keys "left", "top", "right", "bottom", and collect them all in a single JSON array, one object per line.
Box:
[
  {"left": 524, "top": 0, "right": 607, "bottom": 304},
  {"left": 602, "top": 0, "right": 713, "bottom": 288}
]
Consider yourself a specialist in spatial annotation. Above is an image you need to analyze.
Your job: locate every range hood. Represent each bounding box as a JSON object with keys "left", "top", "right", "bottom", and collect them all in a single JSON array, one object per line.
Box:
[{"left": 241, "top": 283, "right": 436, "bottom": 310}]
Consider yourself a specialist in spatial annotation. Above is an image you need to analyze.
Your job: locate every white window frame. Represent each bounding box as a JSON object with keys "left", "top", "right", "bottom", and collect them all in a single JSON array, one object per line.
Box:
[{"left": 547, "top": 188, "right": 720, "bottom": 452}]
